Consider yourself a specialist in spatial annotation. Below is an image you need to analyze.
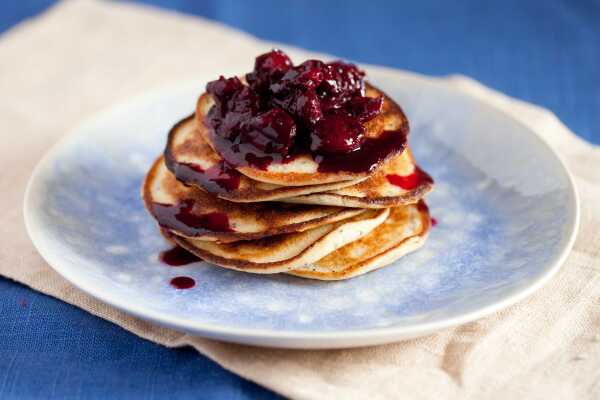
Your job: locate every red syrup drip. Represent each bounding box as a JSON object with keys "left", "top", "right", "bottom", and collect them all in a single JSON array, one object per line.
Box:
[
  {"left": 181, "top": 161, "right": 241, "bottom": 192},
  {"left": 416, "top": 200, "right": 429, "bottom": 213},
  {"left": 170, "top": 276, "right": 196, "bottom": 289},
  {"left": 152, "top": 199, "right": 233, "bottom": 237},
  {"left": 159, "top": 245, "right": 202, "bottom": 266},
  {"left": 386, "top": 165, "right": 434, "bottom": 190},
  {"left": 164, "top": 146, "right": 241, "bottom": 194},
  {"left": 415, "top": 201, "right": 436, "bottom": 227}
]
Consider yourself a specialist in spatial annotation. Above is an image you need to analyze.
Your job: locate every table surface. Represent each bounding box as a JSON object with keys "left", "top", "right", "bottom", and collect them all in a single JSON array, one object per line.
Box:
[{"left": 1, "top": 1, "right": 598, "bottom": 399}]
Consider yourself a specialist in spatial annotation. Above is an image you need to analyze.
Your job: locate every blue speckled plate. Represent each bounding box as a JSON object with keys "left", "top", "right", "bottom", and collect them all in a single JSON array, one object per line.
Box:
[{"left": 24, "top": 71, "right": 579, "bottom": 348}]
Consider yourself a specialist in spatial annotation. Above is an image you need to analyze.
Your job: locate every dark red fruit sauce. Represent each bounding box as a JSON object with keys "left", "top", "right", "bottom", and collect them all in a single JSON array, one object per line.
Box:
[
  {"left": 152, "top": 199, "right": 233, "bottom": 236},
  {"left": 160, "top": 245, "right": 202, "bottom": 266},
  {"left": 203, "top": 49, "right": 407, "bottom": 174},
  {"left": 386, "top": 166, "right": 433, "bottom": 190},
  {"left": 167, "top": 158, "right": 242, "bottom": 194},
  {"left": 164, "top": 116, "right": 243, "bottom": 194},
  {"left": 170, "top": 276, "right": 196, "bottom": 289},
  {"left": 415, "top": 200, "right": 436, "bottom": 227}
]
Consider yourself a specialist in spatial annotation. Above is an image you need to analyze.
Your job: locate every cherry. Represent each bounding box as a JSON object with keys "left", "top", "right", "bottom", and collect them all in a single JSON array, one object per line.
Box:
[
  {"left": 254, "top": 49, "right": 293, "bottom": 75},
  {"left": 246, "top": 49, "right": 292, "bottom": 93},
  {"left": 241, "top": 108, "right": 297, "bottom": 155},
  {"left": 346, "top": 96, "right": 383, "bottom": 122},
  {"left": 299, "top": 59, "right": 326, "bottom": 70},
  {"left": 310, "top": 114, "right": 365, "bottom": 154},
  {"left": 289, "top": 90, "right": 323, "bottom": 127},
  {"left": 206, "top": 76, "right": 244, "bottom": 106},
  {"left": 318, "top": 62, "right": 365, "bottom": 104},
  {"left": 271, "top": 63, "right": 324, "bottom": 95},
  {"left": 271, "top": 89, "right": 323, "bottom": 128},
  {"left": 328, "top": 61, "right": 365, "bottom": 95}
]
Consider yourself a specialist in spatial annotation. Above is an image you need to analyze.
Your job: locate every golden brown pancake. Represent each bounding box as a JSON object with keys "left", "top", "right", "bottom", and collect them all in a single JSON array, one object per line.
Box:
[
  {"left": 142, "top": 157, "right": 365, "bottom": 243},
  {"left": 170, "top": 208, "right": 390, "bottom": 273},
  {"left": 144, "top": 56, "right": 434, "bottom": 281},
  {"left": 164, "top": 115, "right": 365, "bottom": 202},
  {"left": 195, "top": 83, "right": 409, "bottom": 186},
  {"left": 289, "top": 202, "right": 430, "bottom": 280},
  {"left": 282, "top": 149, "right": 433, "bottom": 208}
]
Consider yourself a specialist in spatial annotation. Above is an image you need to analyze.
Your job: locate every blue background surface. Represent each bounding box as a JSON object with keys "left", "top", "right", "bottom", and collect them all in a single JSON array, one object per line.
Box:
[{"left": 1, "top": 1, "right": 598, "bottom": 399}]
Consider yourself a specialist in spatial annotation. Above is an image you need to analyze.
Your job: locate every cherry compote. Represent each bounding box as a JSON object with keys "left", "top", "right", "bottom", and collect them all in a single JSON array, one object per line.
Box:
[{"left": 204, "top": 50, "right": 407, "bottom": 172}]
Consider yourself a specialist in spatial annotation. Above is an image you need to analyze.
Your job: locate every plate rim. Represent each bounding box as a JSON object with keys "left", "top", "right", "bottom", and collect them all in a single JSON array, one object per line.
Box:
[{"left": 23, "top": 77, "right": 580, "bottom": 349}]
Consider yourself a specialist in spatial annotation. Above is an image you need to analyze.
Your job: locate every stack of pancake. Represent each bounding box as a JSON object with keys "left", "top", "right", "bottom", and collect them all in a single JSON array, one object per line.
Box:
[{"left": 143, "top": 72, "right": 433, "bottom": 280}]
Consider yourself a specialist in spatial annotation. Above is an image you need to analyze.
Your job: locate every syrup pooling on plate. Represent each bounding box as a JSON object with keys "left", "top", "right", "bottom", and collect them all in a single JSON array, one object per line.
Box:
[
  {"left": 151, "top": 199, "right": 234, "bottom": 236},
  {"left": 159, "top": 245, "right": 202, "bottom": 266},
  {"left": 204, "top": 50, "right": 408, "bottom": 173},
  {"left": 170, "top": 276, "right": 196, "bottom": 289}
]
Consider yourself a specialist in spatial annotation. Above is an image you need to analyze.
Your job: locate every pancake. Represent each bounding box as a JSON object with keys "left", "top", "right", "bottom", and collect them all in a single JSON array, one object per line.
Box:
[
  {"left": 289, "top": 201, "right": 430, "bottom": 280},
  {"left": 170, "top": 208, "right": 389, "bottom": 273},
  {"left": 143, "top": 157, "right": 365, "bottom": 242},
  {"left": 282, "top": 149, "right": 434, "bottom": 208},
  {"left": 194, "top": 83, "right": 409, "bottom": 186},
  {"left": 165, "top": 115, "right": 365, "bottom": 202}
]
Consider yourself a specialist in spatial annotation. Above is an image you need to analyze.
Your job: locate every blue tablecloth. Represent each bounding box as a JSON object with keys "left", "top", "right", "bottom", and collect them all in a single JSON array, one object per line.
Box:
[{"left": 1, "top": 1, "right": 598, "bottom": 399}]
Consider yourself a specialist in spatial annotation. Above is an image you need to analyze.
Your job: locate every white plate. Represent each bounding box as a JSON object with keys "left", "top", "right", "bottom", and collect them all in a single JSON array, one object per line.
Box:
[{"left": 24, "top": 71, "right": 579, "bottom": 348}]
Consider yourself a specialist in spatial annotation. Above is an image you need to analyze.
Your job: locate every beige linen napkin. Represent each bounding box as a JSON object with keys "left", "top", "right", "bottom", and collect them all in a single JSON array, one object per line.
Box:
[{"left": 1, "top": 1, "right": 599, "bottom": 398}]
